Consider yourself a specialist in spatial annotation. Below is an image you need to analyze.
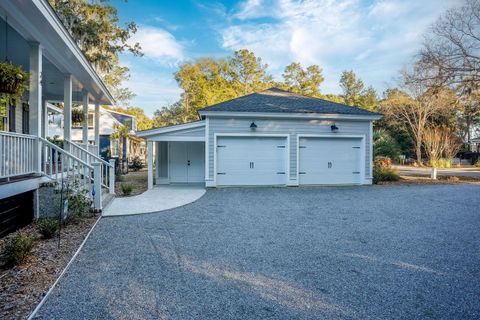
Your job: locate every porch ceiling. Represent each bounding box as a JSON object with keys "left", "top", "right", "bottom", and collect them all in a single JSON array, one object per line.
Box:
[{"left": 0, "top": 1, "right": 114, "bottom": 105}]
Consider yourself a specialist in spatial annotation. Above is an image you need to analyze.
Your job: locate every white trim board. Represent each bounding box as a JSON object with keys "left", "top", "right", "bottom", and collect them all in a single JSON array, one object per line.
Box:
[{"left": 137, "top": 121, "right": 205, "bottom": 138}]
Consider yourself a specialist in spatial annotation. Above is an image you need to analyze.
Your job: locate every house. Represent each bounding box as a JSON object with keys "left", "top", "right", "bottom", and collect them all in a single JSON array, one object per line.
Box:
[
  {"left": 0, "top": 0, "right": 116, "bottom": 236},
  {"left": 47, "top": 105, "right": 146, "bottom": 171},
  {"left": 137, "top": 88, "right": 382, "bottom": 189}
]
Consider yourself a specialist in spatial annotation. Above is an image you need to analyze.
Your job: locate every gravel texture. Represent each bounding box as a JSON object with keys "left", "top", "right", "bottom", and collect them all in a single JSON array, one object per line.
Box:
[{"left": 34, "top": 185, "right": 480, "bottom": 319}]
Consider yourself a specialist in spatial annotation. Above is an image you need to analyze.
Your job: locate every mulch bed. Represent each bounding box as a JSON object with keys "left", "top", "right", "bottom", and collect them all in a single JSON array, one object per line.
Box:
[
  {"left": 0, "top": 216, "right": 98, "bottom": 320},
  {"left": 378, "top": 175, "right": 480, "bottom": 185},
  {"left": 115, "top": 169, "right": 148, "bottom": 197}
]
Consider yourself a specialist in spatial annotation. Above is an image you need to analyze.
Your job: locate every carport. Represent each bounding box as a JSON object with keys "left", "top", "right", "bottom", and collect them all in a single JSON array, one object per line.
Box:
[{"left": 136, "top": 121, "right": 206, "bottom": 189}]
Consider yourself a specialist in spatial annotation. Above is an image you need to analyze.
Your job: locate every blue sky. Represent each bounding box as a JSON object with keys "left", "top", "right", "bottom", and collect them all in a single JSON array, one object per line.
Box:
[{"left": 113, "top": 0, "right": 461, "bottom": 116}]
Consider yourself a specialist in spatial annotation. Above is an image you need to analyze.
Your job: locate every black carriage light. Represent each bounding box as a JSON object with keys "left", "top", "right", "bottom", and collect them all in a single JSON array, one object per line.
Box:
[
  {"left": 331, "top": 124, "right": 339, "bottom": 132},
  {"left": 250, "top": 121, "right": 257, "bottom": 130}
]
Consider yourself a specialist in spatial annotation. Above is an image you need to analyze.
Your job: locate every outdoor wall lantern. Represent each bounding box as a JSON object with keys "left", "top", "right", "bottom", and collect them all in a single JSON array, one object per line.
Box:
[
  {"left": 250, "top": 121, "right": 257, "bottom": 130},
  {"left": 331, "top": 124, "right": 339, "bottom": 132}
]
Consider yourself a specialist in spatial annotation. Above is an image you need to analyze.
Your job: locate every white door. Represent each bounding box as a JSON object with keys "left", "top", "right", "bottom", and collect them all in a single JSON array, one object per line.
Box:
[
  {"left": 216, "top": 136, "right": 287, "bottom": 186},
  {"left": 299, "top": 137, "right": 362, "bottom": 185},
  {"left": 169, "top": 142, "right": 205, "bottom": 183}
]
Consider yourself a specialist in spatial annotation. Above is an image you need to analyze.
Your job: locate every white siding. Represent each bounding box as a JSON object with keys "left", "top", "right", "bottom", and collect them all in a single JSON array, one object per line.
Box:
[{"left": 207, "top": 117, "right": 372, "bottom": 183}]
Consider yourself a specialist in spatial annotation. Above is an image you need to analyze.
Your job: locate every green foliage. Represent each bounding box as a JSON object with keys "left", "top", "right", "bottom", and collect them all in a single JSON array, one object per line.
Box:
[
  {"left": 475, "top": 161, "right": 480, "bottom": 168},
  {"left": 340, "top": 70, "right": 378, "bottom": 111},
  {"left": 282, "top": 62, "right": 324, "bottom": 97},
  {"left": 36, "top": 218, "right": 59, "bottom": 239},
  {"left": 129, "top": 156, "right": 143, "bottom": 171},
  {"left": 111, "top": 123, "right": 130, "bottom": 140},
  {"left": 66, "top": 180, "right": 92, "bottom": 219},
  {"left": 228, "top": 49, "right": 273, "bottom": 95},
  {"left": 47, "top": 135, "right": 64, "bottom": 149},
  {"left": 121, "top": 183, "right": 133, "bottom": 196},
  {"left": 49, "top": 0, "right": 142, "bottom": 106},
  {"left": 0, "top": 61, "right": 29, "bottom": 104},
  {"left": 1, "top": 233, "right": 35, "bottom": 267},
  {"left": 373, "top": 129, "right": 401, "bottom": 160}
]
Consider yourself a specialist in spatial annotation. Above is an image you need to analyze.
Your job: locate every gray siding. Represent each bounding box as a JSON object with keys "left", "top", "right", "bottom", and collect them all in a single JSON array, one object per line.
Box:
[{"left": 207, "top": 117, "right": 372, "bottom": 182}]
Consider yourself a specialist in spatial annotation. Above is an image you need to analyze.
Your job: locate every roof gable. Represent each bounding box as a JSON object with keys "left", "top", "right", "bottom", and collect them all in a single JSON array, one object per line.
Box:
[{"left": 199, "top": 88, "right": 380, "bottom": 116}]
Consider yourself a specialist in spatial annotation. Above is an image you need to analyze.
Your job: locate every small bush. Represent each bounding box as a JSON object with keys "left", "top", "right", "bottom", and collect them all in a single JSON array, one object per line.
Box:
[
  {"left": 475, "top": 161, "right": 480, "bottom": 168},
  {"left": 130, "top": 156, "right": 144, "bottom": 171},
  {"left": 36, "top": 218, "right": 59, "bottom": 239},
  {"left": 374, "top": 156, "right": 393, "bottom": 168},
  {"left": 373, "top": 167, "right": 400, "bottom": 184},
  {"left": 1, "top": 233, "right": 35, "bottom": 267},
  {"left": 121, "top": 183, "right": 133, "bottom": 196}
]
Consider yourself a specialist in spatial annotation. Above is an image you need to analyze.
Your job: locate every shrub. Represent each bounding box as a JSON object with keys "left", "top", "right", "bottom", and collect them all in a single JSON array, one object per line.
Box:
[
  {"left": 36, "top": 218, "right": 59, "bottom": 239},
  {"left": 373, "top": 156, "right": 400, "bottom": 184},
  {"left": 1, "top": 233, "right": 35, "bottom": 267},
  {"left": 121, "top": 183, "right": 133, "bottom": 196},
  {"left": 373, "top": 129, "right": 401, "bottom": 160},
  {"left": 475, "top": 161, "right": 480, "bottom": 168},
  {"left": 374, "top": 156, "right": 392, "bottom": 168},
  {"left": 373, "top": 166, "right": 400, "bottom": 184},
  {"left": 66, "top": 179, "right": 92, "bottom": 219},
  {"left": 130, "top": 156, "right": 143, "bottom": 171}
]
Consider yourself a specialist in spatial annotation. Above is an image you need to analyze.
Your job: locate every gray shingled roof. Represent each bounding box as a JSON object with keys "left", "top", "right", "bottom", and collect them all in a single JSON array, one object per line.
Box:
[{"left": 199, "top": 87, "right": 380, "bottom": 116}]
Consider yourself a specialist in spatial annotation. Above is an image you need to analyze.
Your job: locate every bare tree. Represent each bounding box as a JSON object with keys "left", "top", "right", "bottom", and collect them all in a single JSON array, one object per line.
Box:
[
  {"left": 420, "top": 0, "right": 480, "bottom": 85},
  {"left": 381, "top": 66, "right": 457, "bottom": 164}
]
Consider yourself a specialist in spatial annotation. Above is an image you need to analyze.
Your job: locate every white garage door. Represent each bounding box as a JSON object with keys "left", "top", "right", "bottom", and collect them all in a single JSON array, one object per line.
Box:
[
  {"left": 216, "top": 136, "right": 287, "bottom": 186},
  {"left": 299, "top": 137, "right": 363, "bottom": 185}
]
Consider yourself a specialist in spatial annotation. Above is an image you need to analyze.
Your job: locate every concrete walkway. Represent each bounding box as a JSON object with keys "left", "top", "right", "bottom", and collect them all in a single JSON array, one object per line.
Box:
[
  {"left": 394, "top": 165, "right": 480, "bottom": 178},
  {"left": 103, "top": 184, "right": 206, "bottom": 216}
]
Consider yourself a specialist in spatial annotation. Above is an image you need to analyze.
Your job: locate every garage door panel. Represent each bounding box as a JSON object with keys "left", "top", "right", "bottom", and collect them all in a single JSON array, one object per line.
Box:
[
  {"left": 216, "top": 136, "right": 287, "bottom": 186},
  {"left": 299, "top": 137, "right": 362, "bottom": 185}
]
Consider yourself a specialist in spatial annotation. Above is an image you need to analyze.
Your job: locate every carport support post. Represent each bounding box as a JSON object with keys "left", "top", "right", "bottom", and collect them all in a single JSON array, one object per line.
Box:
[
  {"left": 93, "top": 162, "right": 102, "bottom": 211},
  {"left": 147, "top": 140, "right": 154, "bottom": 190}
]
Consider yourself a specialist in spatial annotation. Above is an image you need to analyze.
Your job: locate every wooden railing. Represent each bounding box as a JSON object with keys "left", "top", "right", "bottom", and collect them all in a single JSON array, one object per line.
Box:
[
  {"left": 67, "top": 140, "right": 115, "bottom": 193},
  {"left": 0, "top": 131, "right": 37, "bottom": 179}
]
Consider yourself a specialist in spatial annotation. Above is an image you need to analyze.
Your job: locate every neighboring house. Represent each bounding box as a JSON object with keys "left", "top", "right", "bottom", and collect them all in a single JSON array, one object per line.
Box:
[
  {"left": 0, "top": 0, "right": 116, "bottom": 236},
  {"left": 47, "top": 105, "right": 146, "bottom": 169},
  {"left": 138, "top": 88, "right": 382, "bottom": 189}
]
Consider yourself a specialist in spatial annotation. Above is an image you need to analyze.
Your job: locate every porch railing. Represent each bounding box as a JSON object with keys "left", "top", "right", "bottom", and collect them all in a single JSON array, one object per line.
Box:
[
  {"left": 67, "top": 140, "right": 115, "bottom": 194},
  {"left": 79, "top": 143, "right": 99, "bottom": 156},
  {"left": 0, "top": 131, "right": 37, "bottom": 179},
  {"left": 39, "top": 137, "right": 105, "bottom": 210}
]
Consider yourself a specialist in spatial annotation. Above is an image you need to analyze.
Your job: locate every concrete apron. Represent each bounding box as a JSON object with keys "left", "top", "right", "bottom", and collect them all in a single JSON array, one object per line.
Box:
[{"left": 102, "top": 184, "right": 206, "bottom": 216}]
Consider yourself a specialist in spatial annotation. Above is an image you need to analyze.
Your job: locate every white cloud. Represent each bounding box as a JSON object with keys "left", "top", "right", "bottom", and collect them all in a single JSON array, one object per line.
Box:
[
  {"left": 129, "top": 25, "right": 185, "bottom": 65},
  {"left": 220, "top": 0, "right": 460, "bottom": 93}
]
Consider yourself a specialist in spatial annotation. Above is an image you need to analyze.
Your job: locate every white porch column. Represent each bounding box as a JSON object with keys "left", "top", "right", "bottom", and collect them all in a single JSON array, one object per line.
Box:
[
  {"left": 63, "top": 74, "right": 72, "bottom": 151},
  {"left": 94, "top": 102, "right": 100, "bottom": 155},
  {"left": 28, "top": 42, "right": 42, "bottom": 172},
  {"left": 82, "top": 91, "right": 89, "bottom": 146},
  {"left": 147, "top": 140, "right": 154, "bottom": 189},
  {"left": 42, "top": 99, "right": 48, "bottom": 138}
]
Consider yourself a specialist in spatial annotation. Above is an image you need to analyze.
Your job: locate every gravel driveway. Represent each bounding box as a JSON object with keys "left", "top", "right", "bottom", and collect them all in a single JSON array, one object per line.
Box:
[{"left": 34, "top": 185, "right": 480, "bottom": 319}]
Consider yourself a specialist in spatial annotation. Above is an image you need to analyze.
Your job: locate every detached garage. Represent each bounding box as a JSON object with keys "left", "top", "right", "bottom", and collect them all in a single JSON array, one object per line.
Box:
[{"left": 138, "top": 88, "right": 381, "bottom": 188}]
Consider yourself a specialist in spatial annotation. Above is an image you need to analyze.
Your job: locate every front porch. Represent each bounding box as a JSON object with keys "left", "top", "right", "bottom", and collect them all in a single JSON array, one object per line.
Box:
[{"left": 0, "top": 1, "right": 116, "bottom": 214}]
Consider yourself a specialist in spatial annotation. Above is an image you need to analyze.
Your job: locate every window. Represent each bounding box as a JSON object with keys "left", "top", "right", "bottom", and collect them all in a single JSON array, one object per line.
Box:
[
  {"left": 8, "top": 100, "right": 16, "bottom": 132},
  {"left": 22, "top": 103, "right": 29, "bottom": 134}
]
